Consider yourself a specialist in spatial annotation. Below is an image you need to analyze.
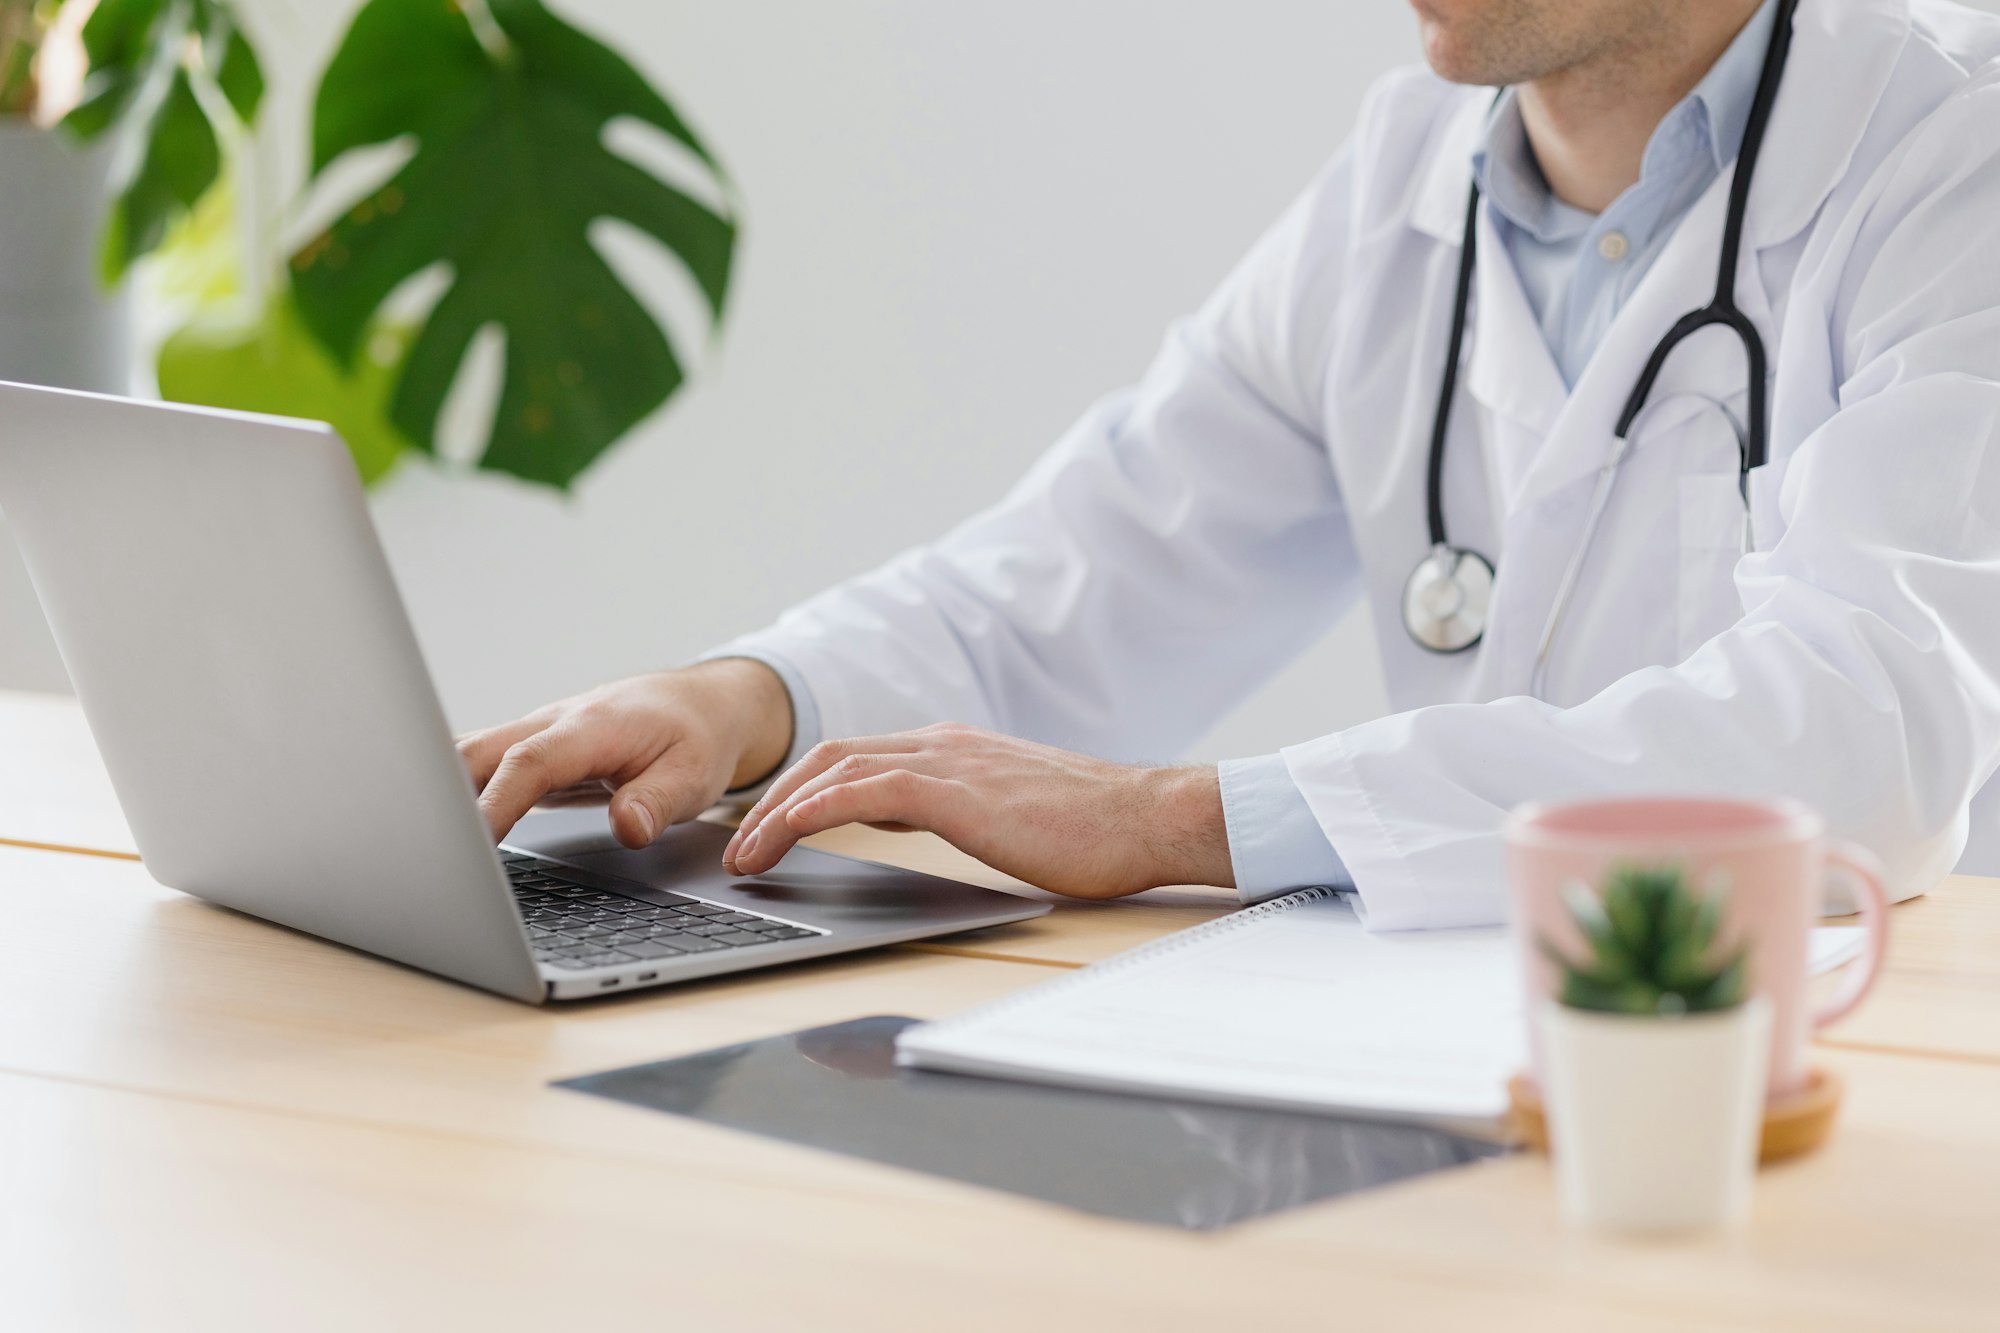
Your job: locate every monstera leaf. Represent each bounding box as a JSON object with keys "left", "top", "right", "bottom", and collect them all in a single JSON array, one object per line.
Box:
[
  {"left": 61, "top": 0, "right": 262, "bottom": 281},
  {"left": 289, "top": 0, "right": 737, "bottom": 490}
]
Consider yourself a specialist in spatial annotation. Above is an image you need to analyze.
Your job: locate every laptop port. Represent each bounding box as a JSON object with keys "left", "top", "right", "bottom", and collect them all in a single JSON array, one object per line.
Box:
[
  {"left": 600, "top": 977, "right": 619, "bottom": 988},
  {"left": 637, "top": 971, "right": 659, "bottom": 982}
]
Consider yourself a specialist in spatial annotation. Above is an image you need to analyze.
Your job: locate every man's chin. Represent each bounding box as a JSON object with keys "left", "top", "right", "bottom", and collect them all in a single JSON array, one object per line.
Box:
[{"left": 1417, "top": 23, "right": 1502, "bottom": 86}]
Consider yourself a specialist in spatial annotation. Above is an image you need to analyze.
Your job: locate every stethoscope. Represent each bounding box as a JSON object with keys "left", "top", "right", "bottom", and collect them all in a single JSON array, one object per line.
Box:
[{"left": 1402, "top": 0, "right": 1799, "bottom": 697}]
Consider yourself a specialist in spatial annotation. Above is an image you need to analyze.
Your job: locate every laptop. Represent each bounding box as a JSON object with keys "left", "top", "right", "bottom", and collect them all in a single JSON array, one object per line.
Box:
[{"left": 0, "top": 381, "right": 1049, "bottom": 1002}]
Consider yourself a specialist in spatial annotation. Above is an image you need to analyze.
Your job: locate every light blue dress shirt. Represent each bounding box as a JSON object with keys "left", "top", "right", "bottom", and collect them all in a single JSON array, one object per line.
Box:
[
  {"left": 1473, "top": 0, "right": 1775, "bottom": 388},
  {"left": 1217, "top": 1, "right": 1775, "bottom": 902},
  {"left": 722, "top": 1, "right": 1776, "bottom": 897}
]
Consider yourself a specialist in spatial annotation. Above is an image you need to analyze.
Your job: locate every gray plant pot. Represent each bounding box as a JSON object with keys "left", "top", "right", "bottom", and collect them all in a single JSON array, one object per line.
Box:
[
  {"left": 0, "top": 118, "right": 132, "bottom": 393},
  {"left": 0, "top": 118, "right": 129, "bottom": 692}
]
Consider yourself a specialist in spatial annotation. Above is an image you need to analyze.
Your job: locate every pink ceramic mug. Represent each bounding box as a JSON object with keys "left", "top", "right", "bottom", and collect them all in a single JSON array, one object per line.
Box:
[{"left": 1505, "top": 797, "right": 1889, "bottom": 1097}]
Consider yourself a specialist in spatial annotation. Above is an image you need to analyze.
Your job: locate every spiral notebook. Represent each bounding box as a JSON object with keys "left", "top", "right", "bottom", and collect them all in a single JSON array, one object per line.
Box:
[{"left": 896, "top": 890, "right": 1865, "bottom": 1124}]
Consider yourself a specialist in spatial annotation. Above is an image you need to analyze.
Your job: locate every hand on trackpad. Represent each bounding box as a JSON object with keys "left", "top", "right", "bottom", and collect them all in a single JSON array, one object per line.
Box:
[{"left": 508, "top": 806, "right": 1045, "bottom": 931}]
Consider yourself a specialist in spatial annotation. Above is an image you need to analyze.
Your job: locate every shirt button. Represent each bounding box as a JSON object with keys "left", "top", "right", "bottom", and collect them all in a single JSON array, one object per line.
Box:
[{"left": 1598, "top": 231, "right": 1630, "bottom": 261}]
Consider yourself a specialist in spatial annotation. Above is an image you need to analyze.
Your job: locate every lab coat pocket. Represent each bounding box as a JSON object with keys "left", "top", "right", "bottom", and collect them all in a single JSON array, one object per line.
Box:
[{"left": 1678, "top": 471, "right": 1749, "bottom": 657}]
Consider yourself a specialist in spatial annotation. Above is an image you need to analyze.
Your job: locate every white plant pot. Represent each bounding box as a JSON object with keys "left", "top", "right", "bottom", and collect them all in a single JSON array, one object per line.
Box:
[
  {"left": 1539, "top": 997, "right": 1772, "bottom": 1234},
  {"left": 0, "top": 118, "right": 132, "bottom": 392}
]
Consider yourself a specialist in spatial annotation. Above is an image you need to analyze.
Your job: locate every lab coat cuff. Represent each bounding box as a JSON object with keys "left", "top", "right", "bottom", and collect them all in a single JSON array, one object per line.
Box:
[
  {"left": 1279, "top": 727, "right": 1499, "bottom": 931},
  {"left": 692, "top": 647, "right": 824, "bottom": 803},
  {"left": 1217, "top": 755, "right": 1352, "bottom": 905}
]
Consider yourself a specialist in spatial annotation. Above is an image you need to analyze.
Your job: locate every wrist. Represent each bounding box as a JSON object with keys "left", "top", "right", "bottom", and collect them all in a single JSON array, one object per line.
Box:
[
  {"left": 683, "top": 658, "right": 795, "bottom": 790},
  {"left": 1143, "top": 765, "right": 1236, "bottom": 890}
]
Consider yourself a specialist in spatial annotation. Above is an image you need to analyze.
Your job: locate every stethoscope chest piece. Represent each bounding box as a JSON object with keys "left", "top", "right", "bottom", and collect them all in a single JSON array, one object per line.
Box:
[{"left": 1403, "top": 543, "right": 1495, "bottom": 653}]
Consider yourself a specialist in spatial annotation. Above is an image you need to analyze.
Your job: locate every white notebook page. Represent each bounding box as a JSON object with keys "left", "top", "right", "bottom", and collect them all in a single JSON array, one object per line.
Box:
[{"left": 897, "top": 890, "right": 1866, "bottom": 1123}]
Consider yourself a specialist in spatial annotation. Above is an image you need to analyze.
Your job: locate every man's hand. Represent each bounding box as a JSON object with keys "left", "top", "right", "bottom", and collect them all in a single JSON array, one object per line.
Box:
[
  {"left": 721, "top": 723, "right": 1236, "bottom": 899},
  {"left": 456, "top": 659, "right": 794, "bottom": 847}
]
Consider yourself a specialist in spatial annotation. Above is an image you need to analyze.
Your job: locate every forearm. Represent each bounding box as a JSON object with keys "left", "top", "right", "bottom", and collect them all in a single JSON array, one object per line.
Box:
[{"left": 1146, "top": 764, "right": 1237, "bottom": 891}]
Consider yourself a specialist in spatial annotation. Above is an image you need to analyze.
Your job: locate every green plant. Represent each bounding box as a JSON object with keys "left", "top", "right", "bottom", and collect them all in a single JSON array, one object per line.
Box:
[
  {"left": 20, "top": 0, "right": 735, "bottom": 491},
  {"left": 1543, "top": 865, "right": 1748, "bottom": 1017},
  {"left": 289, "top": 0, "right": 735, "bottom": 488},
  {"left": 60, "top": 0, "right": 263, "bottom": 280},
  {"left": 0, "top": 1, "right": 51, "bottom": 115}
]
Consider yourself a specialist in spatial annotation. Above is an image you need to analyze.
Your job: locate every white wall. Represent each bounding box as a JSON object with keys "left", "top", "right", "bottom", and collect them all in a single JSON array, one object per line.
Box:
[{"left": 1, "top": 0, "right": 1410, "bottom": 758}]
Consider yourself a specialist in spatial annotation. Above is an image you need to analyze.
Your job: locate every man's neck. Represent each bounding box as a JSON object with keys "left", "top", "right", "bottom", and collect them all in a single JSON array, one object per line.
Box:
[{"left": 1518, "top": 1, "right": 1763, "bottom": 214}]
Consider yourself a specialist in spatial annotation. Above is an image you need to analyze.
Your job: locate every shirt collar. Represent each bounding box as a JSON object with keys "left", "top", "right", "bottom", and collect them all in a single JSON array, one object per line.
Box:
[{"left": 1471, "top": 0, "right": 1777, "bottom": 240}]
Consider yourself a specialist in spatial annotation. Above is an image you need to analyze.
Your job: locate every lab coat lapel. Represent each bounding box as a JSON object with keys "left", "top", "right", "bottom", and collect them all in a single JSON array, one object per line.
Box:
[
  {"left": 1743, "top": 0, "right": 1909, "bottom": 252},
  {"left": 1462, "top": 203, "right": 1568, "bottom": 506},
  {"left": 1404, "top": 91, "right": 1569, "bottom": 505}
]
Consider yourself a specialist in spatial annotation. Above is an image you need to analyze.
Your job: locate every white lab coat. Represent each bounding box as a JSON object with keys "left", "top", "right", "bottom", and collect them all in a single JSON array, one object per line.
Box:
[{"left": 719, "top": 0, "right": 2000, "bottom": 928}]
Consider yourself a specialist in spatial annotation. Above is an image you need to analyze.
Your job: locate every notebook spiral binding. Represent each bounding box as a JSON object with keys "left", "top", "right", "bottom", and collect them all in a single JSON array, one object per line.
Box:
[{"left": 907, "top": 887, "right": 1343, "bottom": 1037}]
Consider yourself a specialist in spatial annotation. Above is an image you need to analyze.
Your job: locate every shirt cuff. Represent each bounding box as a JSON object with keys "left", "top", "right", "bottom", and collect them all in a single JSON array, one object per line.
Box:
[
  {"left": 1217, "top": 754, "right": 1352, "bottom": 905},
  {"left": 694, "top": 648, "right": 824, "bottom": 802}
]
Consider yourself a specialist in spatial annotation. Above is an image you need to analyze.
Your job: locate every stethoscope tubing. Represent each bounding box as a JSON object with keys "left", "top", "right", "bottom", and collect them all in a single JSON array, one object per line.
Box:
[
  {"left": 1406, "top": 0, "right": 1801, "bottom": 687},
  {"left": 1424, "top": 184, "right": 1484, "bottom": 551}
]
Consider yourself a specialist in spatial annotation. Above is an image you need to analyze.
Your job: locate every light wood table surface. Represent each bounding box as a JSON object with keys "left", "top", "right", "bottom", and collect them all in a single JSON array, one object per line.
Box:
[
  {"left": 5, "top": 687, "right": 2000, "bottom": 1330},
  {"left": 0, "top": 687, "right": 134, "bottom": 859}
]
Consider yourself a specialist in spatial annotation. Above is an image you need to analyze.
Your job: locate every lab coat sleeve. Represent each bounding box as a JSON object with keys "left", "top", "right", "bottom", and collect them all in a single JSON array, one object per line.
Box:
[
  {"left": 1286, "top": 89, "right": 2000, "bottom": 930},
  {"left": 708, "top": 147, "right": 1368, "bottom": 768}
]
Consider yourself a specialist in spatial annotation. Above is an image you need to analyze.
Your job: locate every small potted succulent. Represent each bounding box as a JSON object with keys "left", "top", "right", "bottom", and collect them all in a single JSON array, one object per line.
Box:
[{"left": 1538, "top": 865, "right": 1771, "bottom": 1233}]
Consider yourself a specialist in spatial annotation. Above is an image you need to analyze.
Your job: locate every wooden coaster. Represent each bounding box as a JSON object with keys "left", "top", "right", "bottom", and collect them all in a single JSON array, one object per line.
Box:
[{"left": 1506, "top": 1066, "right": 1843, "bottom": 1164}]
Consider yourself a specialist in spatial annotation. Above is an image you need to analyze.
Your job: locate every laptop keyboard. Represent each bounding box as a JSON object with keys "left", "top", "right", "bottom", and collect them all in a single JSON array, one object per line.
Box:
[{"left": 502, "top": 852, "right": 824, "bottom": 973}]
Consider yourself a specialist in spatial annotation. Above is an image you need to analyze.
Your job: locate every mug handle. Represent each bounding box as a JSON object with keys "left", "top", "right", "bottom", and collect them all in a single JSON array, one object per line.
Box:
[{"left": 1812, "top": 841, "right": 1891, "bottom": 1028}]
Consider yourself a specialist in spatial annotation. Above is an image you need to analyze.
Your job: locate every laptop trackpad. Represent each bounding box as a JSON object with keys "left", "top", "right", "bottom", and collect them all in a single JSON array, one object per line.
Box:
[{"left": 507, "top": 807, "right": 1037, "bottom": 928}]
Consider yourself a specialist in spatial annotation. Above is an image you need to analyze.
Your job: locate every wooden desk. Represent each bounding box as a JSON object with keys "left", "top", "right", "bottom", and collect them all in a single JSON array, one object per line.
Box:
[
  {"left": 10, "top": 1047, "right": 2000, "bottom": 1333},
  {"left": 6, "top": 687, "right": 2000, "bottom": 1329},
  {"left": 3, "top": 841, "right": 1999, "bottom": 1330},
  {"left": 0, "top": 687, "right": 133, "bottom": 859}
]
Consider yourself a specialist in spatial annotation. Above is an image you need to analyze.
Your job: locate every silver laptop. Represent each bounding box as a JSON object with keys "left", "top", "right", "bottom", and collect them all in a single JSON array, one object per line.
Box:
[{"left": 0, "top": 381, "right": 1048, "bottom": 1002}]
